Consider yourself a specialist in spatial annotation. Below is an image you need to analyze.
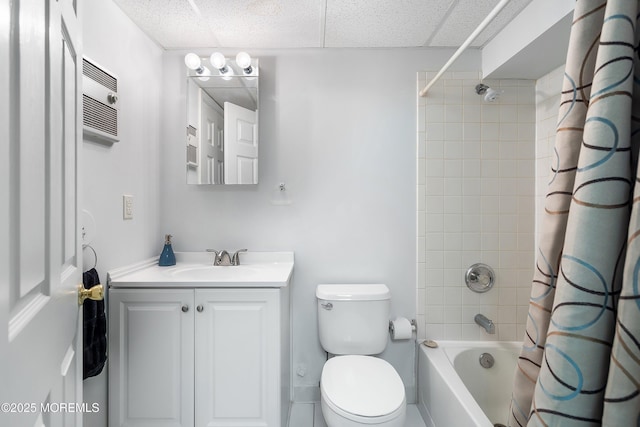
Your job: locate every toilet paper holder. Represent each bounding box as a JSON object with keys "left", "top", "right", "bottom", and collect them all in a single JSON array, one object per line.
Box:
[{"left": 388, "top": 318, "right": 417, "bottom": 335}]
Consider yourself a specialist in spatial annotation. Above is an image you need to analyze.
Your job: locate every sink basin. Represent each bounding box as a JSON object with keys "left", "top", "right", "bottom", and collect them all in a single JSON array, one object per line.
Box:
[{"left": 108, "top": 251, "right": 294, "bottom": 288}]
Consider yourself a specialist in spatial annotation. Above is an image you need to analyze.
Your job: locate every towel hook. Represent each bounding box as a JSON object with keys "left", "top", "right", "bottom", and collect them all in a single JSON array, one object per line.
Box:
[{"left": 83, "top": 244, "right": 98, "bottom": 270}]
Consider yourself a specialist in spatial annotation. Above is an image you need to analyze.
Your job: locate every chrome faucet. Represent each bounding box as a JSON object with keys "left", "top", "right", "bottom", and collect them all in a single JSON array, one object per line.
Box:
[
  {"left": 207, "top": 249, "right": 247, "bottom": 266},
  {"left": 474, "top": 314, "right": 495, "bottom": 334},
  {"left": 231, "top": 249, "right": 247, "bottom": 265}
]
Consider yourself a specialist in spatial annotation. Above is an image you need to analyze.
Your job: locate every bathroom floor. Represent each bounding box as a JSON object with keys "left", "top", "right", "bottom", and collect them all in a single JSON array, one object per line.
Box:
[{"left": 289, "top": 402, "right": 426, "bottom": 427}]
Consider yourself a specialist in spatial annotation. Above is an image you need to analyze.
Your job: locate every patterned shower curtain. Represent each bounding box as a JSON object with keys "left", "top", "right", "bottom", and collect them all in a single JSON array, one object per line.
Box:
[{"left": 509, "top": 0, "right": 640, "bottom": 426}]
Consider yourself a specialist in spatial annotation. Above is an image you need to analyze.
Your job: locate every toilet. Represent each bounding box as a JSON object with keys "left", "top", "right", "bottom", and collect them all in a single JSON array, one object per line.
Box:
[{"left": 316, "top": 284, "right": 407, "bottom": 427}]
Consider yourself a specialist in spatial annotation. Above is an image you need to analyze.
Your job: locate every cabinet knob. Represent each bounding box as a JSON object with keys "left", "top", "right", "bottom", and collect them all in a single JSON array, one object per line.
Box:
[
  {"left": 197, "top": 305, "right": 204, "bottom": 312},
  {"left": 182, "top": 305, "right": 189, "bottom": 312}
]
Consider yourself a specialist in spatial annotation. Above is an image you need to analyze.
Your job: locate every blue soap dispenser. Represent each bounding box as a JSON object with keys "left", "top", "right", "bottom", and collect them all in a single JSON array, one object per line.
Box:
[{"left": 159, "top": 234, "right": 176, "bottom": 266}]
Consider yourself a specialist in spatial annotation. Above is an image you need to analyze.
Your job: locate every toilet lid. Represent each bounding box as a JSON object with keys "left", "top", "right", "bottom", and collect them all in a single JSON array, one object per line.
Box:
[{"left": 321, "top": 355, "right": 405, "bottom": 418}]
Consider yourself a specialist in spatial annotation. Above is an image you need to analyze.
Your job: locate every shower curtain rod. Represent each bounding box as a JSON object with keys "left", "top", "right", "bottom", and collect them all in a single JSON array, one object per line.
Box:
[{"left": 419, "top": 0, "right": 512, "bottom": 97}]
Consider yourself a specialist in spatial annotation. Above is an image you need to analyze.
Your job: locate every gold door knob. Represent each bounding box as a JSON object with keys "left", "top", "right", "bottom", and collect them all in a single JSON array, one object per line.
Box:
[{"left": 78, "top": 284, "right": 104, "bottom": 305}]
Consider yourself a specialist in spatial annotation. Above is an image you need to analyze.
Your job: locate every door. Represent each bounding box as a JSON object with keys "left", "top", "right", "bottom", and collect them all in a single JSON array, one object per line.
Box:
[
  {"left": 223, "top": 102, "right": 258, "bottom": 184},
  {"left": 2, "top": 0, "right": 83, "bottom": 426},
  {"left": 195, "top": 289, "right": 280, "bottom": 427},
  {"left": 200, "top": 95, "right": 224, "bottom": 185},
  {"left": 108, "top": 289, "right": 194, "bottom": 427}
]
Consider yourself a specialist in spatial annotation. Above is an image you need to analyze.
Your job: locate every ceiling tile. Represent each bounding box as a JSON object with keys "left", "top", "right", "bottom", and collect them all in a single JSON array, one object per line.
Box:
[
  {"left": 194, "top": 0, "right": 324, "bottom": 48},
  {"left": 324, "top": 0, "right": 456, "bottom": 48},
  {"left": 428, "top": 0, "right": 532, "bottom": 47},
  {"left": 113, "top": 0, "right": 217, "bottom": 48}
]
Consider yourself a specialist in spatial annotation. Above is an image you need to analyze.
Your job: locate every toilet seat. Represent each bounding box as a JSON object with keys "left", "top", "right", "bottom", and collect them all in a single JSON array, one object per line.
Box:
[{"left": 321, "top": 355, "right": 405, "bottom": 423}]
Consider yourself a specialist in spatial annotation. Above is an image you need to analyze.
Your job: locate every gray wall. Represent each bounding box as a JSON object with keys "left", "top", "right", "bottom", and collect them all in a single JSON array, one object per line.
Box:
[{"left": 82, "top": 0, "right": 163, "bottom": 424}]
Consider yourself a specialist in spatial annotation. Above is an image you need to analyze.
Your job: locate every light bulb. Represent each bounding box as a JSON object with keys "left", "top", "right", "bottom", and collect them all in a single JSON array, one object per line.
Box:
[
  {"left": 236, "top": 52, "right": 252, "bottom": 69},
  {"left": 184, "top": 53, "right": 202, "bottom": 71},
  {"left": 210, "top": 52, "right": 227, "bottom": 70}
]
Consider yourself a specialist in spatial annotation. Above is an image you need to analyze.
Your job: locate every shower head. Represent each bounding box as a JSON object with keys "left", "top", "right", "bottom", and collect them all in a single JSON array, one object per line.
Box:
[
  {"left": 475, "top": 83, "right": 489, "bottom": 95},
  {"left": 483, "top": 88, "right": 500, "bottom": 102},
  {"left": 475, "top": 83, "right": 501, "bottom": 103}
]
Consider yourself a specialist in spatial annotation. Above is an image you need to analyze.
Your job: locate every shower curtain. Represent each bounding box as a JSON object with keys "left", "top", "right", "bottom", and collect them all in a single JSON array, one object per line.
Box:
[{"left": 509, "top": 0, "right": 640, "bottom": 426}]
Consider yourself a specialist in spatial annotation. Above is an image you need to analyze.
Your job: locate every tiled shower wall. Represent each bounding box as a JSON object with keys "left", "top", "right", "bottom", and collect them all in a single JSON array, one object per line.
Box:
[
  {"left": 416, "top": 71, "right": 536, "bottom": 341},
  {"left": 535, "top": 65, "right": 565, "bottom": 247}
]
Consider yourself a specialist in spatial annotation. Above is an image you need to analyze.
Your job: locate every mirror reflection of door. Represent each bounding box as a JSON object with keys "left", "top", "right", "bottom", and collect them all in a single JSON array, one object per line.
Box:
[
  {"left": 201, "top": 95, "right": 224, "bottom": 184},
  {"left": 185, "top": 57, "right": 258, "bottom": 185},
  {"left": 224, "top": 101, "right": 258, "bottom": 185}
]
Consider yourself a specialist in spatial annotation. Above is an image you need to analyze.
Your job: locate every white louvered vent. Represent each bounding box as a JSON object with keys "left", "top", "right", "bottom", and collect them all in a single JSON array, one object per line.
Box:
[{"left": 82, "top": 57, "right": 120, "bottom": 143}]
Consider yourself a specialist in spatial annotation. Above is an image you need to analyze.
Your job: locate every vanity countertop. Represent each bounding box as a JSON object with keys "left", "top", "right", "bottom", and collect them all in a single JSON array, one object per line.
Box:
[{"left": 108, "top": 251, "right": 294, "bottom": 288}]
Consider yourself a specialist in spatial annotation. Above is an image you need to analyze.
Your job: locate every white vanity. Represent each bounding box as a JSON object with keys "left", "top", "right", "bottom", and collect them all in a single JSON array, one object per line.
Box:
[{"left": 107, "top": 251, "right": 294, "bottom": 427}]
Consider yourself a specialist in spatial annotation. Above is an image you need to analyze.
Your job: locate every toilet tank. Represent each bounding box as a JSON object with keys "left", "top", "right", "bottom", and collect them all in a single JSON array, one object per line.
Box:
[{"left": 316, "top": 284, "right": 390, "bottom": 355}]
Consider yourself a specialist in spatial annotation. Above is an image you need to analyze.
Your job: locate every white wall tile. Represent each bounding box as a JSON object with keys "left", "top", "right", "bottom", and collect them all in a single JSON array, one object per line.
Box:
[
  {"left": 462, "top": 232, "right": 481, "bottom": 250},
  {"left": 442, "top": 268, "right": 461, "bottom": 286},
  {"left": 426, "top": 287, "right": 444, "bottom": 305},
  {"left": 426, "top": 306, "right": 444, "bottom": 323},
  {"left": 426, "top": 140, "right": 444, "bottom": 158},
  {"left": 444, "top": 123, "right": 463, "bottom": 141},
  {"left": 463, "top": 159, "right": 481, "bottom": 177},
  {"left": 444, "top": 324, "right": 462, "bottom": 340},
  {"left": 444, "top": 306, "right": 462, "bottom": 324},
  {"left": 426, "top": 176, "right": 443, "bottom": 194},
  {"left": 445, "top": 105, "right": 463, "bottom": 122},
  {"left": 444, "top": 141, "right": 463, "bottom": 159},
  {"left": 463, "top": 105, "right": 482, "bottom": 122},
  {"left": 426, "top": 104, "right": 445, "bottom": 122},
  {"left": 463, "top": 123, "right": 481, "bottom": 141}
]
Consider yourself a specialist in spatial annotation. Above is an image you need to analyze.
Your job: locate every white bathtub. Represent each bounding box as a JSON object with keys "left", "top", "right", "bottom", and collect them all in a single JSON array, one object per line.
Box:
[{"left": 417, "top": 340, "right": 520, "bottom": 427}]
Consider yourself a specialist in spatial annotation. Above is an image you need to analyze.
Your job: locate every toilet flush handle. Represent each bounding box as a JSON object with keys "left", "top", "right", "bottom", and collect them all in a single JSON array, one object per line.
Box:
[{"left": 321, "top": 302, "right": 333, "bottom": 310}]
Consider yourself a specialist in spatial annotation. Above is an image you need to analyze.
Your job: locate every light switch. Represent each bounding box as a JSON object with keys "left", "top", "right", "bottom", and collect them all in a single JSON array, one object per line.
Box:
[{"left": 123, "top": 195, "right": 133, "bottom": 220}]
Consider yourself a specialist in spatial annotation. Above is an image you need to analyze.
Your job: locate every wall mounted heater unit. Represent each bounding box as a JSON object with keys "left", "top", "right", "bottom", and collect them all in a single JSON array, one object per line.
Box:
[{"left": 82, "top": 56, "right": 120, "bottom": 143}]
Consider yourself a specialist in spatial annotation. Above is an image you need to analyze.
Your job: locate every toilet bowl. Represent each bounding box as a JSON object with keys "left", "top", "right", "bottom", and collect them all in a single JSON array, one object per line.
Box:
[{"left": 320, "top": 355, "right": 406, "bottom": 427}]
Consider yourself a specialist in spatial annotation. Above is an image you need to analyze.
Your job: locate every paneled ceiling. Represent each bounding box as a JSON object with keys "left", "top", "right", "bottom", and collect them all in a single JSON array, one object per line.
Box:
[{"left": 112, "top": 0, "right": 533, "bottom": 50}]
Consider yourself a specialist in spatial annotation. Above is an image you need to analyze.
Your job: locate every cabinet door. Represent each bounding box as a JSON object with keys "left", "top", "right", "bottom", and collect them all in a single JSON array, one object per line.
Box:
[
  {"left": 195, "top": 289, "right": 280, "bottom": 427},
  {"left": 109, "top": 289, "right": 195, "bottom": 427}
]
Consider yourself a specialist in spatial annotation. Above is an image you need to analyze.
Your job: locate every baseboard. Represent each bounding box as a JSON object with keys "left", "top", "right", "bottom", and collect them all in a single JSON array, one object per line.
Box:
[{"left": 293, "top": 386, "right": 320, "bottom": 403}]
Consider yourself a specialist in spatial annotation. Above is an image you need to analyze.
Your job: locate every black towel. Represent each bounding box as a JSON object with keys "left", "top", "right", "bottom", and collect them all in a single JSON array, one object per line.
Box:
[{"left": 83, "top": 268, "right": 107, "bottom": 379}]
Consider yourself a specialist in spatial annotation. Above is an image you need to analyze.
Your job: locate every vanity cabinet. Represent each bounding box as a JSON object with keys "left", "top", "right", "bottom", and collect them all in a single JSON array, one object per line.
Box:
[{"left": 109, "top": 287, "right": 286, "bottom": 427}]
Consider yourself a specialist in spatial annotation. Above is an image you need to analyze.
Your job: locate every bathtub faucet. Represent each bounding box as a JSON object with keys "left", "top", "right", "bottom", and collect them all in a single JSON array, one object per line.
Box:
[{"left": 474, "top": 314, "right": 495, "bottom": 334}]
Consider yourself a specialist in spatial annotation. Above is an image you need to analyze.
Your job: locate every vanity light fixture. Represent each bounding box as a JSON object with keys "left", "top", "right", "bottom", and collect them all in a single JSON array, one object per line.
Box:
[{"left": 184, "top": 51, "right": 258, "bottom": 79}]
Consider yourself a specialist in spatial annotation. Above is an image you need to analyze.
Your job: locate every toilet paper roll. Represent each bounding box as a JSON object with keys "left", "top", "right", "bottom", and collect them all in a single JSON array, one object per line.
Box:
[{"left": 390, "top": 317, "right": 413, "bottom": 340}]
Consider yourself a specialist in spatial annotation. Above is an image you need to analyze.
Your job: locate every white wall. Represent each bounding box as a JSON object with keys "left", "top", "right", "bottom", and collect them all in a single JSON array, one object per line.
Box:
[
  {"left": 161, "top": 48, "right": 481, "bottom": 400},
  {"left": 482, "top": 0, "right": 573, "bottom": 79},
  {"left": 82, "top": 0, "right": 164, "bottom": 425},
  {"left": 416, "top": 72, "right": 536, "bottom": 342}
]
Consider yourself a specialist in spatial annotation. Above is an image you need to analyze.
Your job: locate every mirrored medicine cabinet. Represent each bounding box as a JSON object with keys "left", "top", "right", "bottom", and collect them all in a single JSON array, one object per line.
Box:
[{"left": 185, "top": 54, "right": 259, "bottom": 185}]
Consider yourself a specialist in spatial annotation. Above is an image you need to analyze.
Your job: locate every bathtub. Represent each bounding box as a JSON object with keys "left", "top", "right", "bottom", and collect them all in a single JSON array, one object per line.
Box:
[{"left": 417, "top": 340, "right": 520, "bottom": 427}]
